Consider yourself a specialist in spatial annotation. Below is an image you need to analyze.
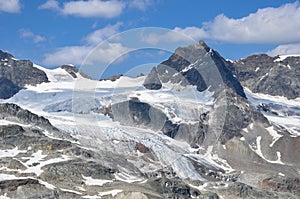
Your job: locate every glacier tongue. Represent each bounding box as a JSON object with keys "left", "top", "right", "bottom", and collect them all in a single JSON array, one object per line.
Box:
[{"left": 4, "top": 65, "right": 219, "bottom": 182}]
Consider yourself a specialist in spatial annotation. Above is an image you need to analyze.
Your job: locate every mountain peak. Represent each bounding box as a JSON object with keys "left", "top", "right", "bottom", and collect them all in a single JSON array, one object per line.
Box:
[
  {"left": 0, "top": 50, "right": 14, "bottom": 60},
  {"left": 144, "top": 41, "right": 246, "bottom": 98}
]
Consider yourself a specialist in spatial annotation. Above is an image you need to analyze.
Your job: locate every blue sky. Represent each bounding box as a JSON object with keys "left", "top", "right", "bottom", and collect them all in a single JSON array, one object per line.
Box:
[{"left": 0, "top": 0, "right": 300, "bottom": 78}]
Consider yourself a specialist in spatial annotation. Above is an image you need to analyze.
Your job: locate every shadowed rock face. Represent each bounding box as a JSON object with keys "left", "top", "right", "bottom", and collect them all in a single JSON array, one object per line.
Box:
[
  {"left": 111, "top": 100, "right": 168, "bottom": 131},
  {"left": 0, "top": 50, "right": 48, "bottom": 99},
  {"left": 143, "top": 67, "right": 162, "bottom": 90},
  {"left": 143, "top": 41, "right": 246, "bottom": 98},
  {"left": 0, "top": 77, "right": 20, "bottom": 99},
  {"left": 231, "top": 54, "right": 300, "bottom": 99}
]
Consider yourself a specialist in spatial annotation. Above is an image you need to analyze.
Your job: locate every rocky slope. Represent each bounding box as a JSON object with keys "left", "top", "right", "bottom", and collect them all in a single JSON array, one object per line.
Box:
[
  {"left": 230, "top": 54, "right": 300, "bottom": 99},
  {"left": 0, "top": 42, "right": 300, "bottom": 198}
]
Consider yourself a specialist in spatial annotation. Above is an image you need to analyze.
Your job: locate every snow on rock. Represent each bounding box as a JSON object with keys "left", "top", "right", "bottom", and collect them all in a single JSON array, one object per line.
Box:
[
  {"left": 82, "top": 175, "right": 113, "bottom": 186},
  {"left": 0, "top": 193, "right": 10, "bottom": 199},
  {"left": 250, "top": 136, "right": 285, "bottom": 165},
  {"left": 0, "top": 147, "right": 27, "bottom": 158},
  {"left": 274, "top": 54, "right": 300, "bottom": 62},
  {"left": 98, "top": 189, "right": 123, "bottom": 197},
  {"left": 20, "top": 150, "right": 71, "bottom": 176},
  {"left": 245, "top": 87, "right": 300, "bottom": 136}
]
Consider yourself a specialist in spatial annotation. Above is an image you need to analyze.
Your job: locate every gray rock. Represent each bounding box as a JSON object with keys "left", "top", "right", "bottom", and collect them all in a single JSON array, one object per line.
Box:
[
  {"left": 0, "top": 50, "right": 48, "bottom": 99},
  {"left": 231, "top": 54, "right": 300, "bottom": 99},
  {"left": 143, "top": 67, "right": 162, "bottom": 90}
]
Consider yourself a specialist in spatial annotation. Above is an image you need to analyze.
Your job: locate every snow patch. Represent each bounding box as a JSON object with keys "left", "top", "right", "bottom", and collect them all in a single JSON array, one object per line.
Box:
[
  {"left": 0, "top": 193, "right": 10, "bottom": 199},
  {"left": 0, "top": 147, "right": 26, "bottom": 158},
  {"left": 82, "top": 175, "right": 113, "bottom": 186},
  {"left": 20, "top": 151, "right": 71, "bottom": 176},
  {"left": 98, "top": 189, "right": 123, "bottom": 197}
]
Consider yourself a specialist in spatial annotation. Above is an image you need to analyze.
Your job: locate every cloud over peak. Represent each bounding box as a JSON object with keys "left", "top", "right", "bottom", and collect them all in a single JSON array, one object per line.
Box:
[{"left": 153, "top": 2, "right": 300, "bottom": 45}]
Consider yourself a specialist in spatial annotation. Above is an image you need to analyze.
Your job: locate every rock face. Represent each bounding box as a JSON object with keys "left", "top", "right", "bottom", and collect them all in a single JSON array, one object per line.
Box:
[
  {"left": 0, "top": 50, "right": 48, "bottom": 99},
  {"left": 111, "top": 99, "right": 168, "bottom": 131},
  {"left": 0, "top": 103, "right": 56, "bottom": 132},
  {"left": 143, "top": 40, "right": 246, "bottom": 98},
  {"left": 230, "top": 54, "right": 300, "bottom": 99}
]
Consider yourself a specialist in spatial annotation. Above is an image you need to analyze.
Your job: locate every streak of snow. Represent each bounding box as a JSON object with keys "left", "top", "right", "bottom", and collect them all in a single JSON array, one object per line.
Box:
[
  {"left": 38, "top": 179, "right": 56, "bottom": 190},
  {"left": 0, "top": 120, "right": 31, "bottom": 127},
  {"left": 114, "top": 172, "right": 143, "bottom": 183},
  {"left": 60, "top": 188, "right": 82, "bottom": 195},
  {"left": 251, "top": 136, "right": 284, "bottom": 165},
  {"left": 266, "top": 126, "right": 283, "bottom": 147}
]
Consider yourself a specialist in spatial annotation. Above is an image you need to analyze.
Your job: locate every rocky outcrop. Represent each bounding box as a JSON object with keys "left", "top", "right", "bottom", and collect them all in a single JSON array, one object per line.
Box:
[
  {"left": 61, "top": 64, "right": 92, "bottom": 79},
  {"left": 260, "top": 177, "right": 300, "bottom": 193},
  {"left": 0, "top": 50, "right": 48, "bottom": 99},
  {"left": 143, "top": 67, "right": 162, "bottom": 90},
  {"left": 231, "top": 54, "right": 300, "bottom": 99},
  {"left": 0, "top": 103, "right": 56, "bottom": 131},
  {"left": 111, "top": 99, "right": 168, "bottom": 131},
  {"left": 100, "top": 74, "right": 123, "bottom": 81}
]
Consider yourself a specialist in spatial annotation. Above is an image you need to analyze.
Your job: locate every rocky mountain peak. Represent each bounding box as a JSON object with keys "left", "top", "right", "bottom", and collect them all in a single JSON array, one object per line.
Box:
[
  {"left": 144, "top": 41, "right": 246, "bottom": 98},
  {"left": 0, "top": 50, "right": 13, "bottom": 60},
  {"left": 0, "top": 51, "right": 48, "bottom": 99}
]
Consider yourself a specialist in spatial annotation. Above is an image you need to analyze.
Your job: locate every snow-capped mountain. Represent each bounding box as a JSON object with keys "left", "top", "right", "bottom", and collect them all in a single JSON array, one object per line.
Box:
[{"left": 0, "top": 41, "right": 300, "bottom": 198}]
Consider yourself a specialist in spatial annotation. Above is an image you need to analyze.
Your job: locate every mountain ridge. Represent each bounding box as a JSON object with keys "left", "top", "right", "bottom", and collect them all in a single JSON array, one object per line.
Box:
[{"left": 0, "top": 42, "right": 300, "bottom": 198}]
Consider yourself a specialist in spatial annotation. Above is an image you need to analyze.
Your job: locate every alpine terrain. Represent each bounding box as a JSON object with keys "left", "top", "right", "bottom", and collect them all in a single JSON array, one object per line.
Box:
[{"left": 0, "top": 41, "right": 300, "bottom": 199}]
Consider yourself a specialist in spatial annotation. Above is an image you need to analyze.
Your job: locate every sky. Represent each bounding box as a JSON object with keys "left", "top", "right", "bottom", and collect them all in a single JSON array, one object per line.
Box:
[{"left": 0, "top": 0, "right": 300, "bottom": 78}]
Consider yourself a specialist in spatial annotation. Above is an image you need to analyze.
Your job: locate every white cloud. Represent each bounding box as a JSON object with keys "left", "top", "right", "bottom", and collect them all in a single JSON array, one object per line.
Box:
[
  {"left": 38, "top": 0, "right": 59, "bottom": 10},
  {"left": 143, "top": 2, "right": 300, "bottom": 45},
  {"left": 84, "top": 22, "right": 122, "bottom": 44},
  {"left": 141, "top": 29, "right": 198, "bottom": 45},
  {"left": 267, "top": 43, "right": 300, "bottom": 56},
  {"left": 39, "top": 0, "right": 125, "bottom": 18},
  {"left": 129, "top": 0, "right": 152, "bottom": 11},
  {"left": 19, "top": 29, "right": 45, "bottom": 43},
  {"left": 42, "top": 24, "right": 129, "bottom": 66},
  {"left": 42, "top": 42, "right": 129, "bottom": 66},
  {"left": 204, "top": 2, "right": 300, "bottom": 44},
  {"left": 0, "top": 0, "right": 21, "bottom": 13},
  {"left": 62, "top": 0, "right": 125, "bottom": 18}
]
